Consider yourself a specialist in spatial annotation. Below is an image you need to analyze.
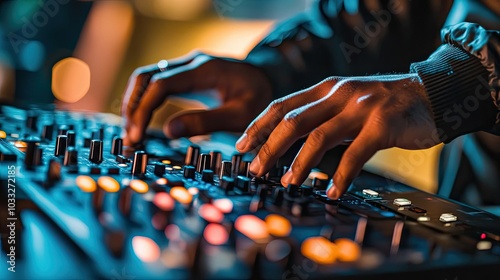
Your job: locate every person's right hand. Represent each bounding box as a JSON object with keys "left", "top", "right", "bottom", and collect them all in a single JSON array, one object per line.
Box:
[{"left": 121, "top": 51, "right": 273, "bottom": 146}]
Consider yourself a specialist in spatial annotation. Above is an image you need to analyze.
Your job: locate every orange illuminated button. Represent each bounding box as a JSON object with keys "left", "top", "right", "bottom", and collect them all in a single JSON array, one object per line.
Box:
[
  {"left": 265, "top": 214, "right": 292, "bottom": 237},
  {"left": 0, "top": 130, "right": 6, "bottom": 139},
  {"left": 161, "top": 159, "right": 171, "bottom": 165},
  {"left": 76, "top": 175, "right": 97, "bottom": 192},
  {"left": 204, "top": 223, "right": 229, "bottom": 246},
  {"left": 97, "top": 176, "right": 120, "bottom": 192},
  {"left": 301, "top": 236, "right": 338, "bottom": 265},
  {"left": 334, "top": 238, "right": 361, "bottom": 262},
  {"left": 132, "top": 236, "right": 160, "bottom": 263},
  {"left": 198, "top": 204, "right": 224, "bottom": 223},
  {"left": 130, "top": 179, "right": 149, "bottom": 193},
  {"left": 234, "top": 215, "right": 269, "bottom": 242},
  {"left": 170, "top": 186, "right": 193, "bottom": 204}
]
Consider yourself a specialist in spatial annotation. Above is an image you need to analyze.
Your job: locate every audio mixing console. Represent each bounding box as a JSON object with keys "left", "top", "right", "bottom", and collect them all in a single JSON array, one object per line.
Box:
[{"left": 1, "top": 104, "right": 500, "bottom": 280}]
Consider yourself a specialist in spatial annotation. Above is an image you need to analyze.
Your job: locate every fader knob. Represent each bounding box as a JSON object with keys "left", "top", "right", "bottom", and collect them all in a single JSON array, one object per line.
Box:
[
  {"left": 24, "top": 137, "right": 40, "bottom": 169},
  {"left": 89, "top": 140, "right": 103, "bottom": 164},
  {"left": 183, "top": 165, "right": 196, "bottom": 179},
  {"left": 26, "top": 113, "right": 38, "bottom": 131},
  {"left": 197, "top": 153, "right": 211, "bottom": 172},
  {"left": 209, "top": 151, "right": 222, "bottom": 174},
  {"left": 41, "top": 124, "right": 54, "bottom": 140},
  {"left": 64, "top": 147, "right": 78, "bottom": 166},
  {"left": 201, "top": 169, "right": 214, "bottom": 183},
  {"left": 66, "top": 131, "right": 76, "bottom": 147},
  {"left": 235, "top": 175, "right": 251, "bottom": 193},
  {"left": 132, "top": 151, "right": 148, "bottom": 176},
  {"left": 185, "top": 145, "right": 200, "bottom": 166},
  {"left": 231, "top": 153, "right": 242, "bottom": 176},
  {"left": 111, "top": 137, "right": 123, "bottom": 155},
  {"left": 219, "top": 161, "right": 232, "bottom": 179},
  {"left": 220, "top": 176, "right": 234, "bottom": 193},
  {"left": 154, "top": 162, "right": 166, "bottom": 176},
  {"left": 54, "top": 135, "right": 68, "bottom": 156}
]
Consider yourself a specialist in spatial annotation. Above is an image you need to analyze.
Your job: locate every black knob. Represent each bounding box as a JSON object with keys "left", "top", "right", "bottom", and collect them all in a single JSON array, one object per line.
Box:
[
  {"left": 91, "top": 129, "right": 102, "bottom": 140},
  {"left": 154, "top": 162, "right": 166, "bottom": 176},
  {"left": 26, "top": 113, "right": 38, "bottom": 131},
  {"left": 45, "top": 158, "right": 61, "bottom": 188},
  {"left": 201, "top": 169, "right": 214, "bottom": 183},
  {"left": 231, "top": 153, "right": 242, "bottom": 176},
  {"left": 220, "top": 160, "right": 232, "bottom": 179},
  {"left": 209, "top": 151, "right": 222, "bottom": 174},
  {"left": 41, "top": 124, "right": 54, "bottom": 140},
  {"left": 286, "top": 184, "right": 299, "bottom": 198},
  {"left": 24, "top": 137, "right": 40, "bottom": 169},
  {"left": 184, "top": 145, "right": 200, "bottom": 166},
  {"left": 220, "top": 176, "right": 234, "bottom": 193},
  {"left": 239, "top": 161, "right": 251, "bottom": 177},
  {"left": 197, "top": 153, "right": 211, "bottom": 172},
  {"left": 301, "top": 186, "right": 313, "bottom": 197},
  {"left": 235, "top": 175, "right": 251, "bottom": 193},
  {"left": 111, "top": 137, "right": 123, "bottom": 155},
  {"left": 63, "top": 147, "right": 78, "bottom": 166},
  {"left": 183, "top": 165, "right": 196, "bottom": 179},
  {"left": 89, "top": 139, "right": 103, "bottom": 164},
  {"left": 34, "top": 147, "right": 43, "bottom": 166},
  {"left": 66, "top": 130, "right": 76, "bottom": 147},
  {"left": 132, "top": 151, "right": 148, "bottom": 176},
  {"left": 250, "top": 185, "right": 268, "bottom": 212},
  {"left": 54, "top": 135, "right": 68, "bottom": 156},
  {"left": 58, "top": 125, "right": 69, "bottom": 136},
  {"left": 272, "top": 187, "right": 284, "bottom": 207}
]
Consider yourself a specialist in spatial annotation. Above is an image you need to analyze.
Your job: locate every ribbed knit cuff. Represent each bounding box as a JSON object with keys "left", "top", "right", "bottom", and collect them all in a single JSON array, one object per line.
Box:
[{"left": 410, "top": 44, "right": 497, "bottom": 143}]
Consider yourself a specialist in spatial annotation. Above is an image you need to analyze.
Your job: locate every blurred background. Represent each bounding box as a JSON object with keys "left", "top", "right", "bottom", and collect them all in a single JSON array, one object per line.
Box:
[{"left": 0, "top": 0, "right": 442, "bottom": 194}]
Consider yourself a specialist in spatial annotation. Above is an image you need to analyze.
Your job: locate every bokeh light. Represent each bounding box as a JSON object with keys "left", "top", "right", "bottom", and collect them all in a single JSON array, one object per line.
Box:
[{"left": 52, "top": 57, "right": 91, "bottom": 103}]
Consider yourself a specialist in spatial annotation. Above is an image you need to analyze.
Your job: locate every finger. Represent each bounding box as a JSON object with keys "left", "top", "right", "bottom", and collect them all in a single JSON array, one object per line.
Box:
[
  {"left": 280, "top": 112, "right": 361, "bottom": 187},
  {"left": 163, "top": 99, "right": 250, "bottom": 138},
  {"left": 128, "top": 56, "right": 218, "bottom": 143},
  {"left": 236, "top": 77, "right": 338, "bottom": 153},
  {"left": 121, "top": 50, "right": 205, "bottom": 120},
  {"left": 249, "top": 95, "right": 343, "bottom": 177},
  {"left": 327, "top": 122, "right": 385, "bottom": 199}
]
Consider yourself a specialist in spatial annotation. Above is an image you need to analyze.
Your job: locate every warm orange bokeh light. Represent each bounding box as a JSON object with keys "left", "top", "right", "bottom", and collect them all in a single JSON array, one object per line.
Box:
[
  {"left": 334, "top": 238, "right": 361, "bottom": 262},
  {"left": 170, "top": 187, "right": 193, "bottom": 204},
  {"left": 198, "top": 204, "right": 224, "bottom": 223},
  {"left": 52, "top": 57, "right": 91, "bottom": 103},
  {"left": 204, "top": 223, "right": 229, "bottom": 246},
  {"left": 234, "top": 215, "right": 269, "bottom": 242},
  {"left": 153, "top": 192, "right": 175, "bottom": 211},
  {"left": 130, "top": 179, "right": 149, "bottom": 193},
  {"left": 76, "top": 175, "right": 97, "bottom": 192},
  {"left": 265, "top": 214, "right": 292, "bottom": 237},
  {"left": 97, "top": 176, "right": 120, "bottom": 192},
  {"left": 301, "top": 236, "right": 339, "bottom": 265},
  {"left": 132, "top": 236, "right": 161, "bottom": 263}
]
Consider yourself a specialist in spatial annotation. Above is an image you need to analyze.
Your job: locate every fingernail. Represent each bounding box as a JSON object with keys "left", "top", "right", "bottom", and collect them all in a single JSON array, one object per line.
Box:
[
  {"left": 236, "top": 133, "right": 248, "bottom": 151},
  {"left": 326, "top": 184, "right": 340, "bottom": 200},
  {"left": 249, "top": 156, "right": 260, "bottom": 175},
  {"left": 167, "top": 119, "right": 186, "bottom": 138},
  {"left": 281, "top": 170, "right": 293, "bottom": 185}
]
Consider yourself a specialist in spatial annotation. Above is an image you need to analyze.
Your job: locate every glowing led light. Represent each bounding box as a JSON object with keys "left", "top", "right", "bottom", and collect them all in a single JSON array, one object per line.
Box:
[
  {"left": 204, "top": 223, "right": 228, "bottom": 246},
  {"left": 165, "top": 167, "right": 173, "bottom": 171},
  {"left": 170, "top": 187, "right": 192, "bottom": 204},
  {"left": 188, "top": 187, "right": 199, "bottom": 195},
  {"left": 301, "top": 236, "right": 338, "bottom": 265},
  {"left": 132, "top": 236, "right": 160, "bottom": 263},
  {"left": 76, "top": 175, "right": 96, "bottom": 192},
  {"left": 265, "top": 214, "right": 292, "bottom": 237},
  {"left": 0, "top": 131, "right": 6, "bottom": 139},
  {"left": 334, "top": 238, "right": 361, "bottom": 262},
  {"left": 198, "top": 204, "right": 224, "bottom": 223},
  {"left": 481, "top": 233, "right": 487, "bottom": 239},
  {"left": 130, "top": 179, "right": 149, "bottom": 193},
  {"left": 118, "top": 163, "right": 128, "bottom": 167},
  {"left": 97, "top": 176, "right": 120, "bottom": 192},
  {"left": 153, "top": 192, "right": 175, "bottom": 211},
  {"left": 265, "top": 239, "right": 291, "bottom": 262},
  {"left": 173, "top": 165, "right": 182, "bottom": 170},
  {"left": 161, "top": 159, "right": 171, "bottom": 165},
  {"left": 213, "top": 198, "right": 233, "bottom": 214},
  {"left": 156, "top": 178, "right": 168, "bottom": 185},
  {"left": 14, "top": 141, "right": 27, "bottom": 149},
  {"left": 52, "top": 57, "right": 91, "bottom": 103},
  {"left": 234, "top": 215, "right": 269, "bottom": 241}
]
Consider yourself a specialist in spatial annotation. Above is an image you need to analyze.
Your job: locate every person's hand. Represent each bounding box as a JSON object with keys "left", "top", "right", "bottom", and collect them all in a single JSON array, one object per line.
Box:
[
  {"left": 235, "top": 74, "right": 439, "bottom": 199},
  {"left": 121, "top": 51, "right": 273, "bottom": 146}
]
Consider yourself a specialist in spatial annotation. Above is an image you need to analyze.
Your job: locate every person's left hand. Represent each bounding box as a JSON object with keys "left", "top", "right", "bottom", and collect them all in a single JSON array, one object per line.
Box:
[{"left": 235, "top": 74, "right": 440, "bottom": 199}]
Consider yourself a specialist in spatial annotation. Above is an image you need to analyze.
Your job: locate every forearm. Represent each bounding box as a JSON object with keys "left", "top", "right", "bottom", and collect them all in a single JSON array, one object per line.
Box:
[{"left": 410, "top": 22, "right": 500, "bottom": 143}]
